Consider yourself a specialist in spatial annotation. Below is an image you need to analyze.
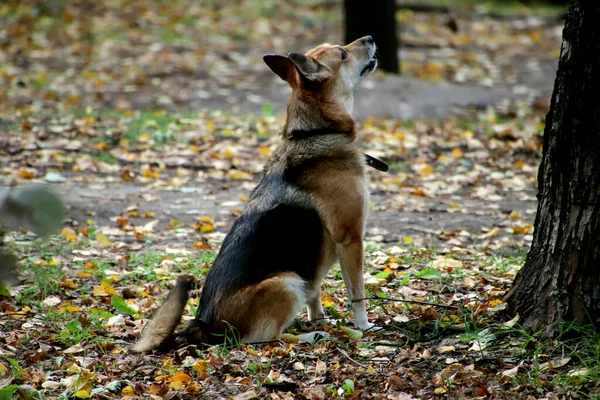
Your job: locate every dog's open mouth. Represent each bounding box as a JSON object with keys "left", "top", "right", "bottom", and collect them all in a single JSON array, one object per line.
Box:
[{"left": 360, "top": 59, "right": 377, "bottom": 76}]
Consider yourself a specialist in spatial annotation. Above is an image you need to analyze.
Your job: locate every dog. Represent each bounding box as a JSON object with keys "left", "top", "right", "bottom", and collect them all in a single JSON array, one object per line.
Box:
[{"left": 133, "top": 36, "right": 379, "bottom": 352}]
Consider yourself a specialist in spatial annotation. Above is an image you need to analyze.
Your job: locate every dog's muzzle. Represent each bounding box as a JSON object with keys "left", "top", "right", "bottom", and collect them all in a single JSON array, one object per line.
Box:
[{"left": 360, "top": 59, "right": 377, "bottom": 76}]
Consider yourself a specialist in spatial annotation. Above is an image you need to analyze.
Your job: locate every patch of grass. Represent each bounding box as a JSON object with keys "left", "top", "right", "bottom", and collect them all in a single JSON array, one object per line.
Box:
[
  {"left": 18, "top": 258, "right": 65, "bottom": 305},
  {"left": 550, "top": 322, "right": 600, "bottom": 396},
  {"left": 245, "top": 356, "right": 274, "bottom": 386},
  {"left": 412, "top": 0, "right": 567, "bottom": 16},
  {"left": 159, "top": 29, "right": 196, "bottom": 46},
  {"left": 117, "top": 250, "right": 216, "bottom": 285},
  {"left": 88, "top": 151, "right": 119, "bottom": 164},
  {"left": 213, "top": 322, "right": 243, "bottom": 357},
  {"left": 483, "top": 253, "right": 524, "bottom": 275},
  {"left": 123, "top": 110, "right": 180, "bottom": 143}
]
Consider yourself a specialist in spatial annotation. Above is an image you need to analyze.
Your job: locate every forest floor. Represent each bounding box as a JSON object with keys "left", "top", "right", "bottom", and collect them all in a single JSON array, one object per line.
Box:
[{"left": 2, "top": 1, "right": 598, "bottom": 399}]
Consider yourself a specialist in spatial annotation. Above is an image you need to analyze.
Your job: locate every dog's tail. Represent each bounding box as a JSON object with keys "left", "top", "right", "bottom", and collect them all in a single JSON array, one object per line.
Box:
[{"left": 131, "top": 275, "right": 194, "bottom": 353}]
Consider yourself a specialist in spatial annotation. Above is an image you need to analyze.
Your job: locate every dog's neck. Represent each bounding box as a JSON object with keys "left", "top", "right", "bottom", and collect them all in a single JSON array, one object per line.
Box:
[{"left": 282, "top": 90, "right": 356, "bottom": 140}]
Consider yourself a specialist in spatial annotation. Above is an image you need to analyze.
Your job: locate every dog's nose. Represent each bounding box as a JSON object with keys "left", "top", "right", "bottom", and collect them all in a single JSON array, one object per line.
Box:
[{"left": 362, "top": 36, "right": 374, "bottom": 45}]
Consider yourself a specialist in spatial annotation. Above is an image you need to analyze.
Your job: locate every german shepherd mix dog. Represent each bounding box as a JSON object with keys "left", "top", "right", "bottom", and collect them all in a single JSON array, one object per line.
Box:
[{"left": 133, "top": 36, "right": 379, "bottom": 352}]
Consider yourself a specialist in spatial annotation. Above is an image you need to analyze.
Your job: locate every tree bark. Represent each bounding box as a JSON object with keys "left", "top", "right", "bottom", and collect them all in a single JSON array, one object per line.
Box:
[
  {"left": 344, "top": 0, "right": 399, "bottom": 74},
  {"left": 505, "top": 0, "right": 600, "bottom": 335}
]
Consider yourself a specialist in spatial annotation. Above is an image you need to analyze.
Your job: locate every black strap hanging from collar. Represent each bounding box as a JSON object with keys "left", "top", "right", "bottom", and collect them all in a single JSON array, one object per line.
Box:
[{"left": 364, "top": 154, "right": 389, "bottom": 172}]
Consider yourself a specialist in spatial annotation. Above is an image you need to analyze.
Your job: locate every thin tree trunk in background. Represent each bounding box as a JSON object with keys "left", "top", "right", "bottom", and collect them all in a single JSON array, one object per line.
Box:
[
  {"left": 344, "top": 0, "right": 399, "bottom": 74},
  {"left": 505, "top": 0, "right": 600, "bottom": 335}
]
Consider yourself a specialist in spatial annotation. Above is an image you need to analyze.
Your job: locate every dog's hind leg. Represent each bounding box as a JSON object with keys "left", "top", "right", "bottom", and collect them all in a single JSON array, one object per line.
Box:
[{"left": 219, "top": 273, "right": 307, "bottom": 343}]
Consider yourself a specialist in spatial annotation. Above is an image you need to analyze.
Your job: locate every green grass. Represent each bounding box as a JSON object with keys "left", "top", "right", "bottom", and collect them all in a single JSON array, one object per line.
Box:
[{"left": 17, "top": 258, "right": 66, "bottom": 305}]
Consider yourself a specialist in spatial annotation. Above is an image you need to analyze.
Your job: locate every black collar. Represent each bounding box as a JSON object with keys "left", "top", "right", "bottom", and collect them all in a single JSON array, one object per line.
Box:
[
  {"left": 285, "top": 129, "right": 388, "bottom": 172},
  {"left": 286, "top": 127, "right": 346, "bottom": 140}
]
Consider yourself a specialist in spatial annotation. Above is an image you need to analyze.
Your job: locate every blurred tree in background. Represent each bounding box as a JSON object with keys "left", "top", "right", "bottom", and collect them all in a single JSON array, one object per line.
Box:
[{"left": 344, "top": 0, "right": 399, "bottom": 74}]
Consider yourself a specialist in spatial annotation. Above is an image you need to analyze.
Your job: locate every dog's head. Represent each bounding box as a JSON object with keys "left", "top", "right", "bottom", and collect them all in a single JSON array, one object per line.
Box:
[{"left": 264, "top": 36, "right": 377, "bottom": 115}]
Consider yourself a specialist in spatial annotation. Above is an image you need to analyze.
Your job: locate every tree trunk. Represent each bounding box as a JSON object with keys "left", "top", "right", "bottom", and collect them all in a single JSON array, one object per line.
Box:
[
  {"left": 344, "top": 0, "right": 399, "bottom": 74},
  {"left": 505, "top": 0, "right": 600, "bottom": 335}
]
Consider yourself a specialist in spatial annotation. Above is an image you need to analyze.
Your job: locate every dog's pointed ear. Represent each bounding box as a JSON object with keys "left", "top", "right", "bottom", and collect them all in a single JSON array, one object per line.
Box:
[
  {"left": 263, "top": 54, "right": 295, "bottom": 83},
  {"left": 288, "top": 52, "right": 327, "bottom": 82}
]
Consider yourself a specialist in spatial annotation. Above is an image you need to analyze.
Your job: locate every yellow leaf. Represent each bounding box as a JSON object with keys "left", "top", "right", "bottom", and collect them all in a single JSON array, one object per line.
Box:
[
  {"left": 451, "top": 147, "right": 463, "bottom": 158},
  {"left": 200, "top": 224, "right": 214, "bottom": 233},
  {"left": 77, "top": 271, "right": 93, "bottom": 279},
  {"left": 419, "top": 165, "right": 434, "bottom": 177},
  {"left": 170, "top": 380, "right": 185, "bottom": 390},
  {"left": 411, "top": 188, "right": 427, "bottom": 197},
  {"left": 93, "top": 281, "right": 117, "bottom": 297},
  {"left": 143, "top": 168, "right": 160, "bottom": 179},
  {"left": 402, "top": 236, "right": 414, "bottom": 244},
  {"left": 227, "top": 169, "right": 252, "bottom": 181},
  {"left": 193, "top": 360, "right": 208, "bottom": 375},
  {"left": 73, "top": 390, "right": 90, "bottom": 399},
  {"left": 221, "top": 148, "right": 234, "bottom": 159},
  {"left": 48, "top": 259, "right": 59, "bottom": 266},
  {"left": 170, "top": 372, "right": 192, "bottom": 383},
  {"left": 199, "top": 215, "right": 214, "bottom": 223},
  {"left": 509, "top": 210, "right": 523, "bottom": 219},
  {"left": 206, "top": 120, "right": 215, "bottom": 133},
  {"left": 192, "top": 242, "right": 212, "bottom": 250},
  {"left": 111, "top": 347, "right": 127, "bottom": 354},
  {"left": 187, "top": 383, "right": 202, "bottom": 392},
  {"left": 59, "top": 279, "right": 77, "bottom": 289},
  {"left": 18, "top": 170, "right": 35, "bottom": 179},
  {"left": 259, "top": 145, "right": 271, "bottom": 157},
  {"left": 459, "top": 130, "right": 473, "bottom": 139},
  {"left": 280, "top": 333, "right": 299, "bottom": 344},
  {"left": 512, "top": 224, "right": 534, "bottom": 235},
  {"left": 116, "top": 217, "right": 129, "bottom": 227},
  {"left": 61, "top": 227, "right": 76, "bottom": 242},
  {"left": 137, "top": 132, "right": 151, "bottom": 143},
  {"left": 488, "top": 299, "right": 503, "bottom": 307},
  {"left": 102, "top": 280, "right": 117, "bottom": 295},
  {"left": 322, "top": 294, "right": 335, "bottom": 307},
  {"left": 96, "top": 233, "right": 112, "bottom": 248},
  {"left": 95, "top": 142, "right": 108, "bottom": 151},
  {"left": 121, "top": 385, "right": 134, "bottom": 395}
]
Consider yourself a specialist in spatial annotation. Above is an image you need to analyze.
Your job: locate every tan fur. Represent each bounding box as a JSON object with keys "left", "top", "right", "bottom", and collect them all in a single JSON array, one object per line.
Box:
[{"left": 212, "top": 273, "right": 306, "bottom": 342}]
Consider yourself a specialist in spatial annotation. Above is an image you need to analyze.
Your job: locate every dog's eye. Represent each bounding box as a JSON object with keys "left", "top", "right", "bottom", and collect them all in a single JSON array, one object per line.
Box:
[{"left": 341, "top": 49, "right": 348, "bottom": 60}]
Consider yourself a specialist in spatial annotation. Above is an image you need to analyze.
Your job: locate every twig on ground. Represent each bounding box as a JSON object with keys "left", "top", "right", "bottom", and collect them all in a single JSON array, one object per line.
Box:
[{"left": 353, "top": 297, "right": 459, "bottom": 310}]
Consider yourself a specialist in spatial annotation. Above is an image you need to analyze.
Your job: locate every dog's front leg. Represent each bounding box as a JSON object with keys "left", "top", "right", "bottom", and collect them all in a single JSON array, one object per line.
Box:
[{"left": 336, "top": 239, "right": 374, "bottom": 331}]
